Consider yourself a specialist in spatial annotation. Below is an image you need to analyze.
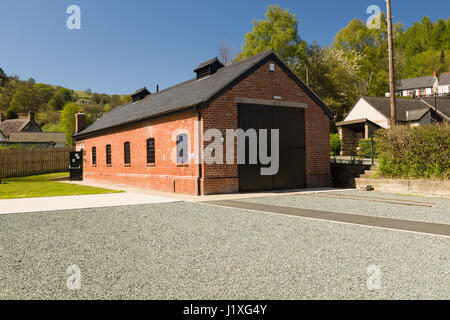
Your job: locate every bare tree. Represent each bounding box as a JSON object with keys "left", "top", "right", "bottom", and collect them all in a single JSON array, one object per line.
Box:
[{"left": 218, "top": 40, "right": 233, "bottom": 66}]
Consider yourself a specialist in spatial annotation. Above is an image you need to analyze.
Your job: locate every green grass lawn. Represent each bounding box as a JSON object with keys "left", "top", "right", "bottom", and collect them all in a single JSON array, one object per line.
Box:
[{"left": 0, "top": 172, "right": 122, "bottom": 199}]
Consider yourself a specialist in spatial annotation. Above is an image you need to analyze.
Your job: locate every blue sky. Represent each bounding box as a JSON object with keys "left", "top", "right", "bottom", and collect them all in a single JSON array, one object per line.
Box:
[{"left": 0, "top": 0, "right": 448, "bottom": 94}]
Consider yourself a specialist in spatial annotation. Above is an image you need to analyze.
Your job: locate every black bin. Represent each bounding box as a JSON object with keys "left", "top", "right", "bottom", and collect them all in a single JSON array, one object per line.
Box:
[{"left": 69, "top": 151, "right": 83, "bottom": 181}]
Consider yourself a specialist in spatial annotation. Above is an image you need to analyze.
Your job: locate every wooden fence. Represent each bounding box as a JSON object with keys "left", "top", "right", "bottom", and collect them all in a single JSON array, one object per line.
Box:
[{"left": 0, "top": 146, "right": 74, "bottom": 178}]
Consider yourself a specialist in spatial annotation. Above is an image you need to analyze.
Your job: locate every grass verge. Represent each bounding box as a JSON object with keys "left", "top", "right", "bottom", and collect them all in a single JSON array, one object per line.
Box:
[{"left": 0, "top": 172, "right": 122, "bottom": 199}]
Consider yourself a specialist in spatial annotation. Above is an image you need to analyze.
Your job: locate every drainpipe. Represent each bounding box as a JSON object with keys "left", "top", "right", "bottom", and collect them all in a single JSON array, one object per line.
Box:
[{"left": 194, "top": 105, "right": 202, "bottom": 196}]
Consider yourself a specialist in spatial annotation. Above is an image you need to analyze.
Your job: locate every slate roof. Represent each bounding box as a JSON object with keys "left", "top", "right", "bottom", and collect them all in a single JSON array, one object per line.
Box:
[
  {"left": 74, "top": 50, "right": 333, "bottom": 139},
  {"left": 0, "top": 119, "right": 30, "bottom": 138},
  {"left": 0, "top": 128, "right": 6, "bottom": 141},
  {"left": 8, "top": 132, "right": 66, "bottom": 144},
  {"left": 396, "top": 76, "right": 436, "bottom": 90},
  {"left": 361, "top": 97, "right": 432, "bottom": 121},
  {"left": 439, "top": 73, "right": 450, "bottom": 86},
  {"left": 421, "top": 97, "right": 450, "bottom": 120}
]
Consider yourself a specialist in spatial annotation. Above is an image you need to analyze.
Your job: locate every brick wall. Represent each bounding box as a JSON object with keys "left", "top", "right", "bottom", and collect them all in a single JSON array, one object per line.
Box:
[
  {"left": 77, "top": 59, "right": 331, "bottom": 195},
  {"left": 201, "top": 59, "right": 331, "bottom": 193},
  {"left": 77, "top": 110, "right": 200, "bottom": 194}
]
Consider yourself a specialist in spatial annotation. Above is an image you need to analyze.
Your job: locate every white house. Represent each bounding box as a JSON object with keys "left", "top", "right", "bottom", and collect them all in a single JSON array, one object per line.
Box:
[
  {"left": 438, "top": 72, "right": 450, "bottom": 96},
  {"left": 336, "top": 96, "right": 450, "bottom": 155},
  {"left": 386, "top": 70, "right": 439, "bottom": 98}
]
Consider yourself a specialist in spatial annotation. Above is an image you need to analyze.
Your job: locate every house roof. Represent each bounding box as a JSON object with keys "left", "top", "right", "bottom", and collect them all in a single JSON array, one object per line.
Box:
[
  {"left": 74, "top": 50, "right": 334, "bottom": 139},
  {"left": 8, "top": 132, "right": 66, "bottom": 144},
  {"left": 439, "top": 73, "right": 450, "bottom": 86},
  {"left": 0, "top": 128, "right": 6, "bottom": 141},
  {"left": 421, "top": 97, "right": 450, "bottom": 120},
  {"left": 336, "top": 118, "right": 381, "bottom": 128},
  {"left": 361, "top": 97, "right": 432, "bottom": 121},
  {"left": 396, "top": 76, "right": 436, "bottom": 90},
  {"left": 0, "top": 119, "right": 30, "bottom": 138}
]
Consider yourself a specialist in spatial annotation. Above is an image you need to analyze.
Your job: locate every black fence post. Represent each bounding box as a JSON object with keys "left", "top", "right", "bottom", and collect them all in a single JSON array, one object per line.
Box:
[{"left": 371, "top": 136, "right": 374, "bottom": 166}]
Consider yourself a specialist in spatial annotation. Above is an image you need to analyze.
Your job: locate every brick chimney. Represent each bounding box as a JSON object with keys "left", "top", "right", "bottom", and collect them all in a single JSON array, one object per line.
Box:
[
  {"left": 28, "top": 110, "right": 35, "bottom": 122},
  {"left": 0, "top": 113, "right": 5, "bottom": 122},
  {"left": 75, "top": 111, "right": 87, "bottom": 133},
  {"left": 433, "top": 69, "right": 438, "bottom": 79}
]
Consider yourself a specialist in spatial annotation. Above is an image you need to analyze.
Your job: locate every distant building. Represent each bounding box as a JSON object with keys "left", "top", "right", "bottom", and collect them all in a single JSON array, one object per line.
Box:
[
  {"left": 0, "top": 111, "right": 66, "bottom": 148},
  {"left": 336, "top": 96, "right": 450, "bottom": 156},
  {"left": 438, "top": 72, "right": 450, "bottom": 96},
  {"left": 386, "top": 70, "right": 450, "bottom": 98},
  {"left": 7, "top": 132, "right": 66, "bottom": 148},
  {"left": 0, "top": 111, "right": 42, "bottom": 138}
]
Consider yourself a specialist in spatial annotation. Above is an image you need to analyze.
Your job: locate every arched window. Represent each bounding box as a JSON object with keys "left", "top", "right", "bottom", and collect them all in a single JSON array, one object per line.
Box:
[
  {"left": 147, "top": 138, "right": 155, "bottom": 164},
  {"left": 176, "top": 134, "right": 188, "bottom": 164},
  {"left": 106, "top": 144, "right": 111, "bottom": 165},
  {"left": 91, "top": 147, "right": 96, "bottom": 165},
  {"left": 124, "top": 142, "right": 131, "bottom": 165}
]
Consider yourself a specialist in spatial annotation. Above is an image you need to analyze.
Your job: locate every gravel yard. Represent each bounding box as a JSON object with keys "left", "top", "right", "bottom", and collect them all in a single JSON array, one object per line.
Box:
[
  {"left": 240, "top": 190, "right": 450, "bottom": 225},
  {"left": 0, "top": 199, "right": 448, "bottom": 299}
]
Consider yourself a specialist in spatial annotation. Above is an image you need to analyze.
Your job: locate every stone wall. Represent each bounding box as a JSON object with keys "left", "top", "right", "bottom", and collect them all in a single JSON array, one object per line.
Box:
[{"left": 330, "top": 163, "right": 371, "bottom": 188}]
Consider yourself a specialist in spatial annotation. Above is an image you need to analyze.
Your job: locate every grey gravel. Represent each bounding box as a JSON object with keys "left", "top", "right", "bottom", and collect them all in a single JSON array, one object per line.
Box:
[
  {"left": 240, "top": 190, "right": 450, "bottom": 225},
  {"left": 0, "top": 201, "right": 448, "bottom": 300}
]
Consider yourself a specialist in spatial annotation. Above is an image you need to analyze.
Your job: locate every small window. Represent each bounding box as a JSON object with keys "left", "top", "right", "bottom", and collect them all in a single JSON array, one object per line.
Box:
[
  {"left": 124, "top": 142, "right": 131, "bottom": 165},
  {"left": 92, "top": 147, "right": 97, "bottom": 165},
  {"left": 106, "top": 144, "right": 111, "bottom": 165},
  {"left": 147, "top": 138, "right": 155, "bottom": 164},
  {"left": 176, "top": 134, "right": 188, "bottom": 164}
]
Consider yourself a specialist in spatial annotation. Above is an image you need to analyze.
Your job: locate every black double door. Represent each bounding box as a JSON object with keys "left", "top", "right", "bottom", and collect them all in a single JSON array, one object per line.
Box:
[{"left": 238, "top": 104, "right": 306, "bottom": 192}]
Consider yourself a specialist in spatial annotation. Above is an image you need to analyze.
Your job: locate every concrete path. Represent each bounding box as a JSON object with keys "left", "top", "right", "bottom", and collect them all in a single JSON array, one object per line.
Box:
[
  {"left": 0, "top": 192, "right": 179, "bottom": 215},
  {"left": 64, "top": 179, "right": 349, "bottom": 202}
]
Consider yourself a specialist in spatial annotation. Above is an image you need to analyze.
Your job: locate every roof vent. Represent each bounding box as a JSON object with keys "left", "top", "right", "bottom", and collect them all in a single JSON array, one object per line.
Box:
[
  {"left": 194, "top": 57, "right": 224, "bottom": 79},
  {"left": 131, "top": 87, "right": 151, "bottom": 102}
]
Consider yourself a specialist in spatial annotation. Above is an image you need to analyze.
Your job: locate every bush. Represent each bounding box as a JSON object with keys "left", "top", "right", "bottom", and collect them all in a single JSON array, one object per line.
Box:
[
  {"left": 330, "top": 133, "right": 341, "bottom": 156},
  {"left": 375, "top": 123, "right": 450, "bottom": 179},
  {"left": 358, "top": 138, "right": 378, "bottom": 158},
  {"left": 5, "top": 108, "right": 18, "bottom": 119}
]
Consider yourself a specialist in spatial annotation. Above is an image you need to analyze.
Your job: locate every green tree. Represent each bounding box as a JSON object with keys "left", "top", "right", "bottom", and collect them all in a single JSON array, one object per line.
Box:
[
  {"left": 0, "top": 68, "right": 8, "bottom": 87},
  {"left": 34, "top": 83, "right": 55, "bottom": 103},
  {"left": 0, "top": 82, "right": 16, "bottom": 110},
  {"left": 55, "top": 88, "right": 73, "bottom": 103},
  {"left": 10, "top": 85, "right": 42, "bottom": 113},
  {"left": 235, "top": 5, "right": 307, "bottom": 68},
  {"left": 430, "top": 19, "right": 448, "bottom": 50},
  {"left": 61, "top": 102, "right": 81, "bottom": 145},
  {"left": 121, "top": 95, "right": 132, "bottom": 104},
  {"left": 90, "top": 93, "right": 101, "bottom": 104},
  {"left": 110, "top": 95, "right": 122, "bottom": 107},
  {"left": 5, "top": 108, "right": 18, "bottom": 119},
  {"left": 27, "top": 77, "right": 36, "bottom": 86}
]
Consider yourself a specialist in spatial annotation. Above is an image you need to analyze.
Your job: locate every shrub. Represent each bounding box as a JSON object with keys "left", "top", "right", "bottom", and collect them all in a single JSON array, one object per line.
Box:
[
  {"left": 358, "top": 138, "right": 378, "bottom": 158},
  {"left": 330, "top": 133, "right": 341, "bottom": 156},
  {"left": 5, "top": 108, "right": 18, "bottom": 119},
  {"left": 375, "top": 123, "right": 450, "bottom": 179}
]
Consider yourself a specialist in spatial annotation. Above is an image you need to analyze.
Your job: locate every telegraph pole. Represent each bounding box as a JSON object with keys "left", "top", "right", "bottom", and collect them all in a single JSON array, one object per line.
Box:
[{"left": 386, "top": 0, "right": 396, "bottom": 126}]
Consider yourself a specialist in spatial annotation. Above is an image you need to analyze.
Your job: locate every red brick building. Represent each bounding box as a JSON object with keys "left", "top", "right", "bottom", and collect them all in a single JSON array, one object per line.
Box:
[{"left": 73, "top": 50, "right": 334, "bottom": 195}]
